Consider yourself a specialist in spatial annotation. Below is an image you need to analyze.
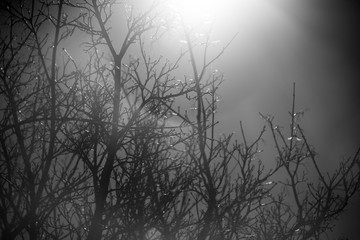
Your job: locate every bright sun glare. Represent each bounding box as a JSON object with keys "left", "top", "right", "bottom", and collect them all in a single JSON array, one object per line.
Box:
[
  {"left": 166, "top": 0, "right": 271, "bottom": 30},
  {"left": 168, "top": 0, "right": 221, "bottom": 25}
]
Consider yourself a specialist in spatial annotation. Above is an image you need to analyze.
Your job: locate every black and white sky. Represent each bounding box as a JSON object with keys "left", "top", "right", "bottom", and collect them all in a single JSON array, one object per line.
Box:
[
  {"left": 155, "top": 0, "right": 360, "bottom": 238},
  {"left": 200, "top": 0, "right": 360, "bottom": 238},
  {"left": 3, "top": 0, "right": 359, "bottom": 238},
  {"left": 64, "top": 0, "right": 360, "bottom": 238}
]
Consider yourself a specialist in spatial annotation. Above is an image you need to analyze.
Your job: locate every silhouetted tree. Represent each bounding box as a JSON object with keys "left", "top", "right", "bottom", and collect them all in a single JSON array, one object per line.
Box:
[{"left": 0, "top": 1, "right": 359, "bottom": 240}]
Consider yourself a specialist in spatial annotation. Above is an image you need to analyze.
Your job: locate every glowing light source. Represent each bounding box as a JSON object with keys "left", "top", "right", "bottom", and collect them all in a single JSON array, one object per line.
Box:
[
  {"left": 165, "top": 0, "right": 271, "bottom": 28},
  {"left": 168, "top": 0, "right": 222, "bottom": 26}
]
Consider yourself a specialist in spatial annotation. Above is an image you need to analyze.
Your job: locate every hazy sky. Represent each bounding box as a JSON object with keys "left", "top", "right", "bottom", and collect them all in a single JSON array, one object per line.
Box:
[
  {"left": 201, "top": 0, "right": 360, "bottom": 238},
  {"left": 134, "top": 0, "right": 359, "bottom": 238},
  {"left": 4, "top": 0, "right": 358, "bottom": 238},
  {"left": 40, "top": 0, "right": 360, "bottom": 238},
  {"left": 211, "top": 0, "right": 360, "bottom": 160}
]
